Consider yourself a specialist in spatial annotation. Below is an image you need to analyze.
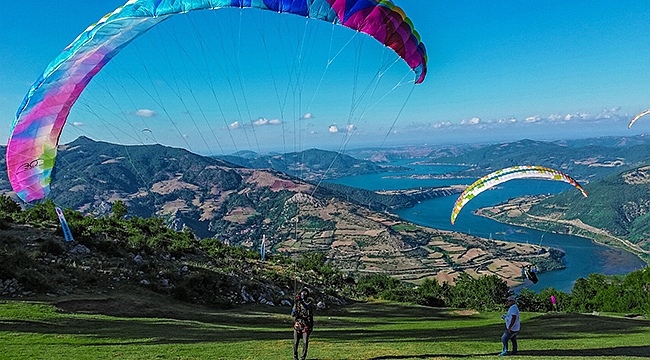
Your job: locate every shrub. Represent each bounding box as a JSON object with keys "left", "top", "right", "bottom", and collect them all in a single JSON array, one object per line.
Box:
[
  {"left": 0, "top": 195, "right": 21, "bottom": 215},
  {"left": 416, "top": 278, "right": 446, "bottom": 307},
  {"left": 38, "top": 238, "right": 66, "bottom": 256},
  {"left": 111, "top": 200, "right": 128, "bottom": 220},
  {"left": 0, "top": 215, "right": 11, "bottom": 230},
  {"left": 356, "top": 273, "right": 402, "bottom": 298}
]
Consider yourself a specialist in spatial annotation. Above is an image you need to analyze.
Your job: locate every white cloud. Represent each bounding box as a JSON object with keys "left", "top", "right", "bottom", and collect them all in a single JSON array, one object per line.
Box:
[
  {"left": 563, "top": 112, "right": 589, "bottom": 121},
  {"left": 135, "top": 109, "right": 157, "bottom": 118},
  {"left": 596, "top": 107, "right": 621, "bottom": 119},
  {"left": 433, "top": 121, "right": 452, "bottom": 128},
  {"left": 252, "top": 117, "right": 282, "bottom": 126},
  {"left": 72, "top": 122, "right": 84, "bottom": 127},
  {"left": 346, "top": 124, "right": 356, "bottom": 133},
  {"left": 182, "top": 134, "right": 189, "bottom": 139},
  {"left": 461, "top": 117, "right": 481, "bottom": 125},
  {"left": 253, "top": 118, "right": 269, "bottom": 126},
  {"left": 229, "top": 121, "right": 240, "bottom": 129},
  {"left": 497, "top": 117, "right": 517, "bottom": 124},
  {"left": 302, "top": 112, "right": 313, "bottom": 120},
  {"left": 547, "top": 114, "right": 563, "bottom": 121},
  {"left": 525, "top": 115, "right": 541, "bottom": 123},
  {"left": 328, "top": 125, "right": 339, "bottom": 133}
]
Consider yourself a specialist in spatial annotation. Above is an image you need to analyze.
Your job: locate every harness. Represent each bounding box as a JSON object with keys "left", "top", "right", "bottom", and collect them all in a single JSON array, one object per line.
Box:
[{"left": 292, "top": 298, "right": 313, "bottom": 334}]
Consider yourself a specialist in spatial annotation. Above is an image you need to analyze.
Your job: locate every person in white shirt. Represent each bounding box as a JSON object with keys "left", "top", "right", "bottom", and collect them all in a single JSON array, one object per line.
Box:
[{"left": 500, "top": 295, "right": 520, "bottom": 356}]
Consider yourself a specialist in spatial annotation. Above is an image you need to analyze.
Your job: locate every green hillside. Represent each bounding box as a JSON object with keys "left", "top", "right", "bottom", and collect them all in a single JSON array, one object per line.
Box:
[
  {"left": 478, "top": 164, "right": 650, "bottom": 259},
  {"left": 1, "top": 138, "right": 561, "bottom": 285},
  {"left": 435, "top": 138, "right": 650, "bottom": 180},
  {"left": 531, "top": 166, "right": 650, "bottom": 251}
]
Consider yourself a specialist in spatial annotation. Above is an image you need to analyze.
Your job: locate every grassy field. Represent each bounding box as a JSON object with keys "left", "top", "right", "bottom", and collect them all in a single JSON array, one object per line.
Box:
[{"left": 1, "top": 292, "right": 649, "bottom": 360}]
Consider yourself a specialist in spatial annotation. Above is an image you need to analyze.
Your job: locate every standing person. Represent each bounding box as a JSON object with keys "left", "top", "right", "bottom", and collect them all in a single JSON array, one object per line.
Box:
[
  {"left": 292, "top": 287, "right": 314, "bottom": 360},
  {"left": 500, "top": 295, "right": 520, "bottom": 356},
  {"left": 550, "top": 294, "right": 557, "bottom": 311}
]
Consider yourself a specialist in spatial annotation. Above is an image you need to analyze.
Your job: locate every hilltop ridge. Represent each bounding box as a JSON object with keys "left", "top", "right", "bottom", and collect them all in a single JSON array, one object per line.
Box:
[{"left": 0, "top": 137, "right": 559, "bottom": 286}]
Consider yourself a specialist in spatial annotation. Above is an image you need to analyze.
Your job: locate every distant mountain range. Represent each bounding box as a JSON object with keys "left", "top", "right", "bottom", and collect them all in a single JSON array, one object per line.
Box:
[
  {"left": 433, "top": 137, "right": 650, "bottom": 181},
  {"left": 216, "top": 148, "right": 405, "bottom": 180}
]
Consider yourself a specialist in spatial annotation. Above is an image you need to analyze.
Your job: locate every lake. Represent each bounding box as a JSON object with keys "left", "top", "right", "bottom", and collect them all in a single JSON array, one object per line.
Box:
[{"left": 328, "top": 160, "right": 646, "bottom": 292}]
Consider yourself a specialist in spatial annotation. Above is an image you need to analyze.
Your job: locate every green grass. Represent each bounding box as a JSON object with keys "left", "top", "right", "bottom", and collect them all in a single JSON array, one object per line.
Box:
[
  {"left": 1, "top": 295, "right": 649, "bottom": 360},
  {"left": 391, "top": 224, "right": 418, "bottom": 233}
]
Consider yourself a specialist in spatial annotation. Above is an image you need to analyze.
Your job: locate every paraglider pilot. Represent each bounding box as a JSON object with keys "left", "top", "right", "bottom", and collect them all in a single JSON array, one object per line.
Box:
[
  {"left": 522, "top": 265, "right": 539, "bottom": 284},
  {"left": 500, "top": 295, "right": 520, "bottom": 356},
  {"left": 292, "top": 287, "right": 314, "bottom": 360}
]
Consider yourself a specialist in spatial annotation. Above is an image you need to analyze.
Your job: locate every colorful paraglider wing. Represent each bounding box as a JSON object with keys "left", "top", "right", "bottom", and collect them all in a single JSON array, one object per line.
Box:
[
  {"left": 628, "top": 109, "right": 650, "bottom": 129},
  {"left": 450, "top": 166, "right": 588, "bottom": 225},
  {"left": 6, "top": 0, "right": 428, "bottom": 203}
]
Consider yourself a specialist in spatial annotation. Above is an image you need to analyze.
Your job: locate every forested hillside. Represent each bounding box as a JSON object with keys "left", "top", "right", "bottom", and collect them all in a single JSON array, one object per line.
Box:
[
  {"left": 435, "top": 138, "right": 650, "bottom": 180},
  {"left": 479, "top": 164, "right": 650, "bottom": 258},
  {"left": 532, "top": 165, "right": 650, "bottom": 250}
]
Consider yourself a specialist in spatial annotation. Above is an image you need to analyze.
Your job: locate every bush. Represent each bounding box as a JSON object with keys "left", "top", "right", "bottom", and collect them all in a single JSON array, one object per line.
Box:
[
  {"left": 38, "top": 238, "right": 65, "bottom": 256},
  {"left": 416, "top": 278, "right": 446, "bottom": 307},
  {"left": 448, "top": 273, "right": 510, "bottom": 311},
  {"left": 18, "top": 199, "right": 58, "bottom": 224},
  {"left": 516, "top": 288, "right": 546, "bottom": 312},
  {"left": 0, "top": 195, "right": 21, "bottom": 215},
  {"left": 356, "top": 274, "right": 403, "bottom": 298},
  {"left": 0, "top": 215, "right": 11, "bottom": 230},
  {"left": 170, "top": 270, "right": 233, "bottom": 308}
]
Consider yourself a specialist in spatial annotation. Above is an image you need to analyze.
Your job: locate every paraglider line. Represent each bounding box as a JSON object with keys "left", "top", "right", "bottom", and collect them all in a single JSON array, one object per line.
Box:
[{"left": 380, "top": 84, "right": 416, "bottom": 148}]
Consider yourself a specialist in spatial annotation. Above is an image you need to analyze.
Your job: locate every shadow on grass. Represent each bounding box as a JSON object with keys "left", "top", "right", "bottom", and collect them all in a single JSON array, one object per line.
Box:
[
  {"left": 369, "top": 354, "right": 486, "bottom": 359},
  {"left": 0, "top": 316, "right": 287, "bottom": 344},
  {"left": 54, "top": 299, "right": 471, "bottom": 330},
  {"left": 514, "top": 346, "right": 650, "bottom": 357},
  {"left": 313, "top": 313, "right": 650, "bottom": 344},
  {"left": 367, "top": 346, "right": 650, "bottom": 359}
]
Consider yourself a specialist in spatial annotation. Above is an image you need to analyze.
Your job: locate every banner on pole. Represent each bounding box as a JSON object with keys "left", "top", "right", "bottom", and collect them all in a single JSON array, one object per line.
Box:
[{"left": 55, "top": 207, "right": 74, "bottom": 242}]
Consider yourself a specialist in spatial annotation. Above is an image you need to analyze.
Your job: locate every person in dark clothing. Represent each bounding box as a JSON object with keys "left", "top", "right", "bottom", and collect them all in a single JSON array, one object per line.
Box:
[
  {"left": 522, "top": 265, "right": 539, "bottom": 284},
  {"left": 292, "top": 287, "right": 314, "bottom": 360}
]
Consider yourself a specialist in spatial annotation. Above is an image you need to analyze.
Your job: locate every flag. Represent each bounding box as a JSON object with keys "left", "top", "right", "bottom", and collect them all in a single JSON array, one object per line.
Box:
[{"left": 55, "top": 207, "right": 74, "bottom": 242}]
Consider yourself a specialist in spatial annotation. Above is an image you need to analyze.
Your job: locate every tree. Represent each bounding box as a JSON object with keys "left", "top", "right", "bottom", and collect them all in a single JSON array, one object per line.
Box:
[
  {"left": 570, "top": 274, "right": 608, "bottom": 312},
  {"left": 112, "top": 200, "right": 128, "bottom": 220},
  {"left": 417, "top": 278, "right": 446, "bottom": 307}
]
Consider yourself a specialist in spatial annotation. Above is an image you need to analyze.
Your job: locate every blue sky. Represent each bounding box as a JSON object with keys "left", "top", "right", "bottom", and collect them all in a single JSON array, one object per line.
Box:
[{"left": 2, "top": 1, "right": 650, "bottom": 154}]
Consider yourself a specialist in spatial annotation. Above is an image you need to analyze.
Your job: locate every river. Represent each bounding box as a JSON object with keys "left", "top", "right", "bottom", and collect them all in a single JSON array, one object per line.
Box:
[{"left": 328, "top": 160, "right": 646, "bottom": 292}]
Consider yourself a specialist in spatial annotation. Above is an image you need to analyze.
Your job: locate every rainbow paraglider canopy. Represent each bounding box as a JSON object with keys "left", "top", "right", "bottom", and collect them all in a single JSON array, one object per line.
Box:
[{"left": 6, "top": 0, "right": 428, "bottom": 203}]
